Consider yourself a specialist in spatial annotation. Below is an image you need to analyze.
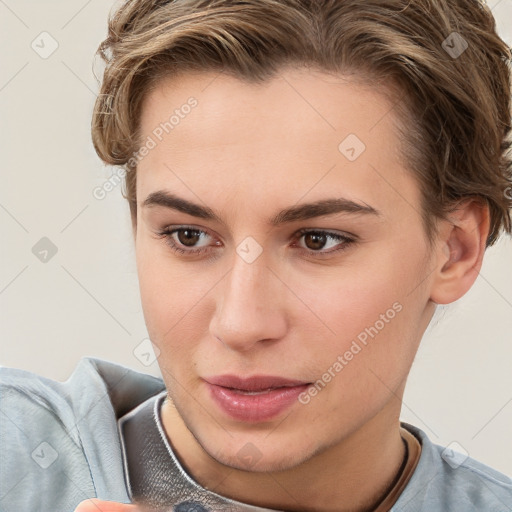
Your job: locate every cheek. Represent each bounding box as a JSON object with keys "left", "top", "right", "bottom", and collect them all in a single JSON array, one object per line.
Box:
[
  {"left": 294, "top": 236, "right": 428, "bottom": 371},
  {"left": 136, "top": 241, "right": 188, "bottom": 338},
  {"left": 136, "top": 239, "right": 218, "bottom": 366},
  {"left": 292, "top": 267, "right": 421, "bottom": 428}
]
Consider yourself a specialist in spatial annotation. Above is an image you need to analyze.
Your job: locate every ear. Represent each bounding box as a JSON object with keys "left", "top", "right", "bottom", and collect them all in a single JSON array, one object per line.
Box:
[{"left": 429, "top": 199, "right": 490, "bottom": 305}]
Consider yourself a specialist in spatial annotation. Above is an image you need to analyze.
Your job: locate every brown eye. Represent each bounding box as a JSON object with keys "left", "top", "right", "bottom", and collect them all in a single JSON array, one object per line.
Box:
[
  {"left": 303, "top": 232, "right": 328, "bottom": 251},
  {"left": 295, "top": 229, "right": 356, "bottom": 256},
  {"left": 157, "top": 226, "right": 355, "bottom": 259},
  {"left": 156, "top": 226, "right": 214, "bottom": 256},
  {"left": 176, "top": 229, "right": 203, "bottom": 247}
]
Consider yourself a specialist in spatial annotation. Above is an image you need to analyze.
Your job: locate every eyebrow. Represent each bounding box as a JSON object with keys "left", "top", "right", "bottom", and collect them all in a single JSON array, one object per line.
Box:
[{"left": 142, "top": 190, "right": 382, "bottom": 226}]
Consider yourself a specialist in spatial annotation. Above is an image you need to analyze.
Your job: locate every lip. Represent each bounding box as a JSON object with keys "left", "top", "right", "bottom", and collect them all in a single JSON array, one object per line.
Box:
[{"left": 203, "top": 375, "right": 311, "bottom": 422}]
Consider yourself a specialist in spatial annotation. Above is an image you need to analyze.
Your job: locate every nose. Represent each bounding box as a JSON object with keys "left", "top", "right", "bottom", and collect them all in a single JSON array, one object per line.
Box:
[{"left": 209, "top": 254, "right": 288, "bottom": 352}]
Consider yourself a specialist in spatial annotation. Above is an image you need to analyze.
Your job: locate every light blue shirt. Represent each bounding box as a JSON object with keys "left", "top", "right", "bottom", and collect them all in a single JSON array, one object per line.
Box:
[{"left": 1, "top": 357, "right": 511, "bottom": 511}]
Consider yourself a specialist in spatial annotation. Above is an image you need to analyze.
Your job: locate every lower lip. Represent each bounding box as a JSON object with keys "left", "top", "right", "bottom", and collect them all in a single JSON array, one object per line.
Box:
[{"left": 205, "top": 382, "right": 310, "bottom": 422}]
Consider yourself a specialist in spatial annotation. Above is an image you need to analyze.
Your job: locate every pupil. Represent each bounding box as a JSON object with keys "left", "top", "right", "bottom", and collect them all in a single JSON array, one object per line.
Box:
[{"left": 305, "top": 233, "right": 326, "bottom": 250}]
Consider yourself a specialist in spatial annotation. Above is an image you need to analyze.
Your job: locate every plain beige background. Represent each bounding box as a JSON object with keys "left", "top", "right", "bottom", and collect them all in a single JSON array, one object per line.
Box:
[{"left": 1, "top": 0, "right": 511, "bottom": 477}]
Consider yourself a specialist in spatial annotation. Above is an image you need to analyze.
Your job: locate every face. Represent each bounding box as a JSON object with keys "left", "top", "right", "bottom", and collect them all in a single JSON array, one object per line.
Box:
[{"left": 134, "top": 67, "right": 438, "bottom": 472}]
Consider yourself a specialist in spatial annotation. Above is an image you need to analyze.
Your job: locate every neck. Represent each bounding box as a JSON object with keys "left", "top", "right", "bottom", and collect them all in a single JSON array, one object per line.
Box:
[{"left": 161, "top": 400, "right": 406, "bottom": 512}]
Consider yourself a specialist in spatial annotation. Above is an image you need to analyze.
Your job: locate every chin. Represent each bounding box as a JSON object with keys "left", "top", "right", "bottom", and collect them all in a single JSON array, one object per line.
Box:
[
  {"left": 196, "top": 427, "right": 325, "bottom": 473},
  {"left": 171, "top": 391, "right": 333, "bottom": 473},
  {"left": 211, "top": 446, "right": 315, "bottom": 473}
]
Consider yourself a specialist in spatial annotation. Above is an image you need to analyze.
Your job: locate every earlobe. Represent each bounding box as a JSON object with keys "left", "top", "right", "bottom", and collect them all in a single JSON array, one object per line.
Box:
[{"left": 429, "top": 199, "right": 490, "bottom": 305}]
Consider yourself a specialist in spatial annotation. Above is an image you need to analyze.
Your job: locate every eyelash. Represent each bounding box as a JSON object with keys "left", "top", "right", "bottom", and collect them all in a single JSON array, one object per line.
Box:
[{"left": 155, "top": 226, "right": 356, "bottom": 259}]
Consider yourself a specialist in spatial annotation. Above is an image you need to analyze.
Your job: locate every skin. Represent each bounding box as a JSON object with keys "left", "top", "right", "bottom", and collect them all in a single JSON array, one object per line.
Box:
[
  {"left": 74, "top": 500, "right": 138, "bottom": 512},
  {"left": 76, "top": 67, "right": 489, "bottom": 512}
]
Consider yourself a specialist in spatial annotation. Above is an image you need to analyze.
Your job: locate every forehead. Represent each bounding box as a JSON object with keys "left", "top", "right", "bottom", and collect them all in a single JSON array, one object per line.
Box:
[
  {"left": 139, "top": 68, "right": 396, "bottom": 152},
  {"left": 136, "top": 68, "right": 420, "bottom": 223}
]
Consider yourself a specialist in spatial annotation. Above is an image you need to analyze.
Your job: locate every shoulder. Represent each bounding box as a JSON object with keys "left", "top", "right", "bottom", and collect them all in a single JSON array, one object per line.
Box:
[
  {"left": 0, "top": 358, "right": 166, "bottom": 511},
  {"left": 0, "top": 356, "right": 166, "bottom": 425},
  {"left": 394, "top": 423, "right": 512, "bottom": 512}
]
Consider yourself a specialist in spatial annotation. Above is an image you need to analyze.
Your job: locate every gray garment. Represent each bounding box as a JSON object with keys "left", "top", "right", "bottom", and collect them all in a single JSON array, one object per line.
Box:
[{"left": 0, "top": 357, "right": 511, "bottom": 512}]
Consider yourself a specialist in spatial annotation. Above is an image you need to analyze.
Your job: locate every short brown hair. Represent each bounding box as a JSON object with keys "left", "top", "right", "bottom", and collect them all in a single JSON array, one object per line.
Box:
[{"left": 91, "top": 0, "right": 512, "bottom": 247}]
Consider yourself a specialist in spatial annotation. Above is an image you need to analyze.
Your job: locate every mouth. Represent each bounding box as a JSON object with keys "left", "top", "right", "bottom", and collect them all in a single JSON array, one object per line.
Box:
[
  {"left": 203, "top": 375, "right": 312, "bottom": 422},
  {"left": 225, "top": 388, "right": 286, "bottom": 395}
]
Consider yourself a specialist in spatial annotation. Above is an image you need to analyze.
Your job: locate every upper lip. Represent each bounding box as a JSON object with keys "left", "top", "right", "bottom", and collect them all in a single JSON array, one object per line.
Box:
[{"left": 204, "top": 375, "right": 310, "bottom": 391}]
